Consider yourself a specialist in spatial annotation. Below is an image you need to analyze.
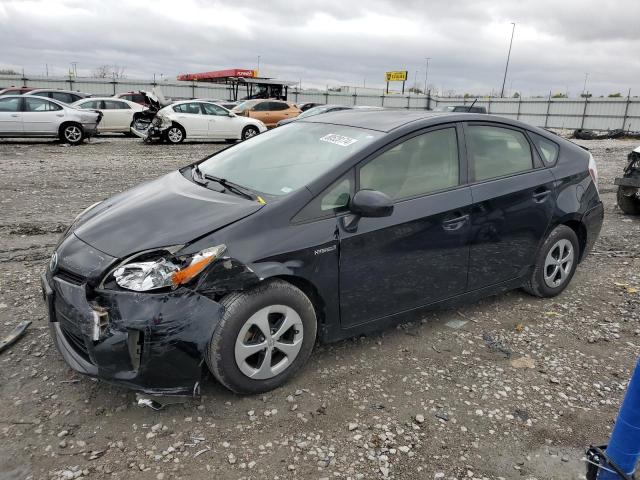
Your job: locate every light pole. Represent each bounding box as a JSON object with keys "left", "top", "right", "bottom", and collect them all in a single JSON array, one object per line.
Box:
[
  {"left": 424, "top": 57, "right": 431, "bottom": 94},
  {"left": 582, "top": 72, "right": 589, "bottom": 96},
  {"left": 500, "top": 22, "right": 516, "bottom": 98},
  {"left": 257, "top": 55, "right": 261, "bottom": 74}
]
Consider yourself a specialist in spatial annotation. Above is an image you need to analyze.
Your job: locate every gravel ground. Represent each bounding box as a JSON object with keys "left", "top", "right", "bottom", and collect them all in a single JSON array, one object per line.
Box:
[{"left": 0, "top": 135, "right": 639, "bottom": 480}]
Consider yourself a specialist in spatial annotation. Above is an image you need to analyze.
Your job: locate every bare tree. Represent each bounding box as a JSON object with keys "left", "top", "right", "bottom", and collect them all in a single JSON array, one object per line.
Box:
[{"left": 93, "top": 64, "right": 126, "bottom": 79}]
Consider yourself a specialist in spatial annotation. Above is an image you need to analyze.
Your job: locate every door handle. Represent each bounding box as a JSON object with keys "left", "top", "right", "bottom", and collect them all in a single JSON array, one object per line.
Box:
[
  {"left": 10, "top": 114, "right": 20, "bottom": 117},
  {"left": 56, "top": 114, "right": 64, "bottom": 117},
  {"left": 532, "top": 188, "right": 551, "bottom": 202},
  {"left": 442, "top": 213, "right": 469, "bottom": 231}
]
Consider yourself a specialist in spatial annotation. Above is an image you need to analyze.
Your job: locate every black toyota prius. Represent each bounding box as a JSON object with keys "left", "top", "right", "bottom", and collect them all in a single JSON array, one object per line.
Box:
[{"left": 42, "top": 110, "right": 603, "bottom": 396}]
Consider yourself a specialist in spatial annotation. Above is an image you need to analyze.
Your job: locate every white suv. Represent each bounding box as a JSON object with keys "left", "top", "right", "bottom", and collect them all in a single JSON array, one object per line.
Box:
[{"left": 0, "top": 95, "right": 101, "bottom": 145}]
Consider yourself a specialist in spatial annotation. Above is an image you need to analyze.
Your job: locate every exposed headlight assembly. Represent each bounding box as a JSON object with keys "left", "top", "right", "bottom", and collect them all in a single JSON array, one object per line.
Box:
[{"left": 112, "top": 244, "right": 226, "bottom": 292}]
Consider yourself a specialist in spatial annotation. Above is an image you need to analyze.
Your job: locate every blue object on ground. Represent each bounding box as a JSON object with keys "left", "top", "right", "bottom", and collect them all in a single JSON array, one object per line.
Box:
[{"left": 599, "top": 358, "right": 640, "bottom": 479}]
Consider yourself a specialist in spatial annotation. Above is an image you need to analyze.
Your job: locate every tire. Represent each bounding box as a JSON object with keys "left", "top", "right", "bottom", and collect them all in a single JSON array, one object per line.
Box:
[
  {"left": 225, "top": 139, "right": 237, "bottom": 144},
  {"left": 59, "top": 123, "right": 84, "bottom": 145},
  {"left": 523, "top": 225, "right": 580, "bottom": 298},
  {"left": 206, "top": 279, "right": 317, "bottom": 394},
  {"left": 241, "top": 126, "right": 259, "bottom": 141},
  {"left": 617, "top": 186, "right": 640, "bottom": 215},
  {"left": 165, "top": 124, "right": 185, "bottom": 144}
]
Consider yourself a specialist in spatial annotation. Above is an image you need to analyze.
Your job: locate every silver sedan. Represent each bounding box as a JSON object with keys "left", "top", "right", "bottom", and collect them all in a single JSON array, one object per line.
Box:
[{"left": 0, "top": 95, "right": 101, "bottom": 145}]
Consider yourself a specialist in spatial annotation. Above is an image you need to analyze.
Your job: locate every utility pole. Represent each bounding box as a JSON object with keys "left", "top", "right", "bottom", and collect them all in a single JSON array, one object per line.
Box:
[
  {"left": 500, "top": 22, "right": 516, "bottom": 98},
  {"left": 257, "top": 55, "right": 261, "bottom": 74},
  {"left": 424, "top": 58, "right": 431, "bottom": 94}
]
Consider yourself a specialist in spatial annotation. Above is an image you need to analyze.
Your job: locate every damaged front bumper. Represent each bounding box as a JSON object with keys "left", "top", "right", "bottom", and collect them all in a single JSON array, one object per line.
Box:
[
  {"left": 130, "top": 113, "right": 171, "bottom": 142},
  {"left": 41, "top": 267, "right": 224, "bottom": 396}
]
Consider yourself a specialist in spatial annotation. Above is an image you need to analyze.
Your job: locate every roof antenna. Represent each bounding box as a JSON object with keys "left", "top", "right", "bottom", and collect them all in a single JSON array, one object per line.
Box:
[{"left": 468, "top": 98, "right": 478, "bottom": 110}]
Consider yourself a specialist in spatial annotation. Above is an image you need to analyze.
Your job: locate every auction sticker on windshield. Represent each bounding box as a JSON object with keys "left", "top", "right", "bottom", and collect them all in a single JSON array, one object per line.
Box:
[{"left": 319, "top": 133, "right": 358, "bottom": 147}]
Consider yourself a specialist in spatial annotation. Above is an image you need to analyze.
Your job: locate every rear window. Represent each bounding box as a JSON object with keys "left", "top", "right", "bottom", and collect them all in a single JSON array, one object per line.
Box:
[{"left": 529, "top": 132, "right": 559, "bottom": 165}]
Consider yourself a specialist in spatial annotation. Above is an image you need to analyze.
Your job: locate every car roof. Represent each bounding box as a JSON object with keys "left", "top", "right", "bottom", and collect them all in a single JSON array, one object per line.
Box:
[
  {"left": 300, "top": 110, "right": 536, "bottom": 133},
  {"left": 74, "top": 97, "right": 132, "bottom": 101}
]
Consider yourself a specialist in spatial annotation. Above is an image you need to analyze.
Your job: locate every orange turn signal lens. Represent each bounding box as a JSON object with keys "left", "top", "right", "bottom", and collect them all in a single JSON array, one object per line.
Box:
[{"left": 171, "top": 256, "right": 215, "bottom": 286}]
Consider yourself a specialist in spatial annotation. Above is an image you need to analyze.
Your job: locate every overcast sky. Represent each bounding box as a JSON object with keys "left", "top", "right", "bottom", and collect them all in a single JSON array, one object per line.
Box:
[{"left": 0, "top": 0, "right": 638, "bottom": 97}]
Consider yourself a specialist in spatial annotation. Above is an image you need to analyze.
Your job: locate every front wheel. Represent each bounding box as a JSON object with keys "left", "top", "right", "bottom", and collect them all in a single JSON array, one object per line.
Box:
[
  {"left": 206, "top": 280, "right": 317, "bottom": 394},
  {"left": 165, "top": 125, "right": 185, "bottom": 144},
  {"left": 241, "top": 126, "right": 259, "bottom": 141},
  {"left": 523, "top": 225, "right": 579, "bottom": 298},
  {"left": 60, "top": 123, "right": 84, "bottom": 145},
  {"left": 617, "top": 186, "right": 640, "bottom": 215}
]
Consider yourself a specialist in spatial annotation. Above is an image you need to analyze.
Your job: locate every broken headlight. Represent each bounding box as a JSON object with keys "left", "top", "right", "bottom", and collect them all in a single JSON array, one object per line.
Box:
[{"left": 112, "top": 244, "right": 226, "bottom": 292}]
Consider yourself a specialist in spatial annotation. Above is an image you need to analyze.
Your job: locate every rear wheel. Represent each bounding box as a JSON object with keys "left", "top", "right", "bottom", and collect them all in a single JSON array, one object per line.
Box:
[
  {"left": 617, "top": 186, "right": 640, "bottom": 215},
  {"left": 60, "top": 123, "right": 84, "bottom": 145},
  {"left": 241, "top": 126, "right": 259, "bottom": 141},
  {"left": 165, "top": 125, "right": 185, "bottom": 144},
  {"left": 523, "top": 225, "right": 579, "bottom": 298},
  {"left": 206, "top": 280, "right": 317, "bottom": 394}
]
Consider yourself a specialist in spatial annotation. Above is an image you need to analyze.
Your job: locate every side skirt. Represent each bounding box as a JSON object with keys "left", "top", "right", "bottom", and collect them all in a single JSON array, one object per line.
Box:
[{"left": 321, "top": 273, "right": 529, "bottom": 343}]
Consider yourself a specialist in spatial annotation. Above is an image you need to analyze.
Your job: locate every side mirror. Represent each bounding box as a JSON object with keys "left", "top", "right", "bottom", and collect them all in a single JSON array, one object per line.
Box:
[
  {"left": 349, "top": 189, "right": 393, "bottom": 218},
  {"left": 228, "top": 111, "right": 236, "bottom": 117}
]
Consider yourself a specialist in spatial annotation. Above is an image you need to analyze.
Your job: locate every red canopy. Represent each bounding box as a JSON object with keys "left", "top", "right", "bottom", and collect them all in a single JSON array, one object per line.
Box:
[{"left": 177, "top": 69, "right": 257, "bottom": 81}]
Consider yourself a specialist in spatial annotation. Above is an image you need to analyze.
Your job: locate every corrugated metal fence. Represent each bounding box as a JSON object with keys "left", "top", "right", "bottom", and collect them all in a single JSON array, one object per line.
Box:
[{"left": 2, "top": 74, "right": 638, "bottom": 131}]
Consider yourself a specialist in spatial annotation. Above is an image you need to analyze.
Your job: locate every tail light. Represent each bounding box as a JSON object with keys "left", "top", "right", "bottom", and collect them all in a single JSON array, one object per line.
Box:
[{"left": 588, "top": 153, "right": 599, "bottom": 194}]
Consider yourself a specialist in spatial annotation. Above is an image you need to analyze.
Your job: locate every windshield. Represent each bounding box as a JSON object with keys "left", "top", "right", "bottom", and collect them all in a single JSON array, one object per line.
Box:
[
  {"left": 198, "top": 122, "right": 382, "bottom": 196},
  {"left": 233, "top": 100, "right": 258, "bottom": 112},
  {"left": 298, "top": 105, "right": 339, "bottom": 119}
]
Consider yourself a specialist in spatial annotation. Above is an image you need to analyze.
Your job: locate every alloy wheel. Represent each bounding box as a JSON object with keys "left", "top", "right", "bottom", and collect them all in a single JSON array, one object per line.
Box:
[
  {"left": 243, "top": 127, "right": 258, "bottom": 140},
  {"left": 543, "top": 239, "right": 574, "bottom": 288},
  {"left": 167, "top": 127, "right": 183, "bottom": 143},
  {"left": 64, "top": 125, "right": 82, "bottom": 143},
  {"left": 234, "top": 305, "right": 304, "bottom": 380}
]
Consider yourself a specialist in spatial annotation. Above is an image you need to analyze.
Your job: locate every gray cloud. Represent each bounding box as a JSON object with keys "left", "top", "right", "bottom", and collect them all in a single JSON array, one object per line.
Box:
[{"left": 0, "top": 0, "right": 638, "bottom": 97}]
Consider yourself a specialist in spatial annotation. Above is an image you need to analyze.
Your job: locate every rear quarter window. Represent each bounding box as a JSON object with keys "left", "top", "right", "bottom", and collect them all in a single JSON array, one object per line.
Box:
[{"left": 529, "top": 132, "right": 559, "bottom": 165}]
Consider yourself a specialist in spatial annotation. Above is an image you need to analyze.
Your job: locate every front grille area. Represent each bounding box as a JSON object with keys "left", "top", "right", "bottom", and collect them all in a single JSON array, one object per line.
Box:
[
  {"left": 55, "top": 268, "right": 86, "bottom": 286},
  {"left": 58, "top": 314, "right": 91, "bottom": 362}
]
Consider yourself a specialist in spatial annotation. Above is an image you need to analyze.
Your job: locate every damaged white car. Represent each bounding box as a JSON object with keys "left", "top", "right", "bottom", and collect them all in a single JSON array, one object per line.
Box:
[{"left": 131, "top": 90, "right": 266, "bottom": 143}]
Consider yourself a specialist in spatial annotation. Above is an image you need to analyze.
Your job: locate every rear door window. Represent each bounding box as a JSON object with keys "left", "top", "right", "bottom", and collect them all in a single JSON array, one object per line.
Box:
[
  {"left": 467, "top": 125, "right": 533, "bottom": 181},
  {"left": 25, "top": 97, "right": 62, "bottom": 111},
  {"left": 77, "top": 100, "right": 102, "bottom": 109}
]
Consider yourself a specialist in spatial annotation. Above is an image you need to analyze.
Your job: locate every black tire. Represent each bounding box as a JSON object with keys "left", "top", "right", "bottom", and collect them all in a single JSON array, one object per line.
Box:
[
  {"left": 165, "top": 124, "right": 185, "bottom": 144},
  {"left": 523, "top": 225, "right": 580, "bottom": 298},
  {"left": 59, "top": 123, "right": 84, "bottom": 145},
  {"left": 617, "top": 186, "right": 640, "bottom": 215},
  {"left": 241, "top": 126, "right": 259, "bottom": 141},
  {"left": 206, "top": 279, "right": 317, "bottom": 394}
]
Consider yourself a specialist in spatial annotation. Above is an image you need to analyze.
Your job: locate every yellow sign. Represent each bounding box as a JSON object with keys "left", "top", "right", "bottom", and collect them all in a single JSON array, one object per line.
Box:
[{"left": 385, "top": 71, "right": 408, "bottom": 82}]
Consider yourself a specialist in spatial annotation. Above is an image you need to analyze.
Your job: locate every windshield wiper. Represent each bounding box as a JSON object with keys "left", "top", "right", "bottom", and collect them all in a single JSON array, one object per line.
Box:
[{"left": 202, "top": 174, "right": 256, "bottom": 201}]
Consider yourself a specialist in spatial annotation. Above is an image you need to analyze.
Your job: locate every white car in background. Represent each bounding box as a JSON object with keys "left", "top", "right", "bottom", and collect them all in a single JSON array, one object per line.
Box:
[
  {"left": 132, "top": 100, "right": 267, "bottom": 143},
  {"left": 0, "top": 95, "right": 101, "bottom": 145},
  {"left": 72, "top": 98, "right": 146, "bottom": 135}
]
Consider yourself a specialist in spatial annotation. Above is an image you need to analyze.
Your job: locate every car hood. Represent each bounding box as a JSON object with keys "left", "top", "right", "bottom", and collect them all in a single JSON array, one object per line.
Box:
[{"left": 73, "top": 170, "right": 263, "bottom": 258}]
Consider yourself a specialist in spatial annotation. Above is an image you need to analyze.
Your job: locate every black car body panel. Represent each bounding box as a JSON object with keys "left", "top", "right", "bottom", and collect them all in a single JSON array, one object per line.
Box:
[
  {"left": 42, "top": 111, "right": 603, "bottom": 394},
  {"left": 74, "top": 171, "right": 263, "bottom": 258}
]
